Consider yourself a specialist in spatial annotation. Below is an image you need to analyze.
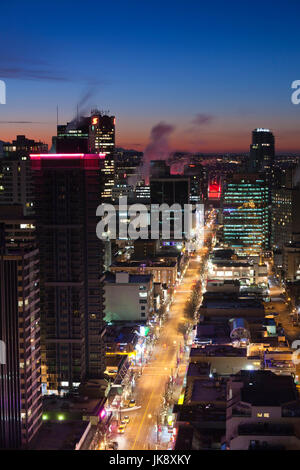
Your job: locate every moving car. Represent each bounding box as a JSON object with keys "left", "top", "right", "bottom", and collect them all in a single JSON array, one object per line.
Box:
[
  {"left": 123, "top": 416, "right": 130, "bottom": 424},
  {"left": 118, "top": 424, "right": 126, "bottom": 434},
  {"left": 128, "top": 399, "right": 136, "bottom": 408}
]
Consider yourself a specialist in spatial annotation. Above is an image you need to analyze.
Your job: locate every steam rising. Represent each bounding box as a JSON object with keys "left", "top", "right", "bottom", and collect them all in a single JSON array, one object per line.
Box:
[{"left": 129, "top": 121, "right": 175, "bottom": 185}]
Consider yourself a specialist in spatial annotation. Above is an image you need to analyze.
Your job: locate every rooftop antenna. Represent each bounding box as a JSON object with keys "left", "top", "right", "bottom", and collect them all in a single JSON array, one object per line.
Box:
[{"left": 56, "top": 105, "right": 59, "bottom": 127}]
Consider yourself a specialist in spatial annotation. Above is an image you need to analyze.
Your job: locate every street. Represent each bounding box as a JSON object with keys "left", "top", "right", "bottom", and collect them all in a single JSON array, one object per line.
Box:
[{"left": 109, "top": 250, "right": 208, "bottom": 450}]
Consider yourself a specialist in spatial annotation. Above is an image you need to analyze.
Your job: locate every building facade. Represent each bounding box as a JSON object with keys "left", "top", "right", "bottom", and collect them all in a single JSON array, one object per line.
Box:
[
  {"left": 30, "top": 153, "right": 105, "bottom": 394},
  {"left": 104, "top": 272, "right": 153, "bottom": 322},
  {"left": 223, "top": 174, "right": 269, "bottom": 254},
  {"left": 0, "top": 211, "right": 42, "bottom": 448},
  {"left": 0, "top": 135, "right": 48, "bottom": 215}
]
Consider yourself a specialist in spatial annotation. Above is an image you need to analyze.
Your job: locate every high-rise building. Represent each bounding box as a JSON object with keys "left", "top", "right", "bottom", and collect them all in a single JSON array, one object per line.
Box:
[
  {"left": 56, "top": 118, "right": 90, "bottom": 153},
  {"left": 30, "top": 153, "right": 106, "bottom": 394},
  {"left": 55, "top": 111, "right": 116, "bottom": 199},
  {"left": 150, "top": 176, "right": 190, "bottom": 206},
  {"left": 0, "top": 135, "right": 48, "bottom": 215},
  {"left": 89, "top": 111, "right": 115, "bottom": 199},
  {"left": 272, "top": 186, "right": 300, "bottom": 249},
  {"left": 114, "top": 149, "right": 143, "bottom": 183},
  {"left": 183, "top": 163, "right": 204, "bottom": 203},
  {"left": 249, "top": 128, "right": 275, "bottom": 174},
  {"left": 223, "top": 174, "right": 269, "bottom": 254},
  {"left": 149, "top": 175, "right": 200, "bottom": 244},
  {"left": 0, "top": 206, "right": 42, "bottom": 448}
]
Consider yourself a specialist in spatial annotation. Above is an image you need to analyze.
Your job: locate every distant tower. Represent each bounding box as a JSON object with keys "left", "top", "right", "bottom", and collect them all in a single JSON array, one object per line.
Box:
[
  {"left": 89, "top": 111, "right": 115, "bottom": 199},
  {"left": 249, "top": 128, "right": 275, "bottom": 173}
]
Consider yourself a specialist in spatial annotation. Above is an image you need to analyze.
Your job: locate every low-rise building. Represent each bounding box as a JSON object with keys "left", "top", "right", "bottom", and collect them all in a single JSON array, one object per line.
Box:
[
  {"left": 225, "top": 370, "right": 300, "bottom": 450},
  {"left": 198, "top": 294, "right": 265, "bottom": 319},
  {"left": 104, "top": 272, "right": 153, "bottom": 322},
  {"left": 189, "top": 345, "right": 260, "bottom": 375},
  {"left": 110, "top": 258, "right": 177, "bottom": 288}
]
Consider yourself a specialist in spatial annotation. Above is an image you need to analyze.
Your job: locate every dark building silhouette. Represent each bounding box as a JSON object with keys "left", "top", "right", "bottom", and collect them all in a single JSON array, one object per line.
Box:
[
  {"left": 56, "top": 118, "right": 90, "bottom": 153},
  {"left": 0, "top": 135, "right": 48, "bottom": 215},
  {"left": 249, "top": 128, "right": 275, "bottom": 174},
  {"left": 30, "top": 153, "right": 105, "bottom": 394},
  {"left": 0, "top": 206, "right": 42, "bottom": 448},
  {"left": 56, "top": 111, "right": 116, "bottom": 199}
]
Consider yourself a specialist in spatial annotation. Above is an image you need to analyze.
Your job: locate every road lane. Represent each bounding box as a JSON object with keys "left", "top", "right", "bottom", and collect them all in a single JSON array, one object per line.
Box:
[{"left": 110, "top": 254, "right": 207, "bottom": 450}]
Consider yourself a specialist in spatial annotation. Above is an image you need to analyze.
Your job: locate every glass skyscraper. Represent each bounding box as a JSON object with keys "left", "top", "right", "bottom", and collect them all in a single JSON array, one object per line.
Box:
[{"left": 223, "top": 174, "right": 269, "bottom": 254}]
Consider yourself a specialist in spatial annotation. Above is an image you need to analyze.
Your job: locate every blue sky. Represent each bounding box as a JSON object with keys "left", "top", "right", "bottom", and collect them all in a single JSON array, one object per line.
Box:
[{"left": 0, "top": 0, "right": 300, "bottom": 151}]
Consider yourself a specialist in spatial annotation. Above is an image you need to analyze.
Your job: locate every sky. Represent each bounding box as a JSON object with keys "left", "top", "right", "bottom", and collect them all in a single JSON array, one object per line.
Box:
[{"left": 0, "top": 0, "right": 300, "bottom": 153}]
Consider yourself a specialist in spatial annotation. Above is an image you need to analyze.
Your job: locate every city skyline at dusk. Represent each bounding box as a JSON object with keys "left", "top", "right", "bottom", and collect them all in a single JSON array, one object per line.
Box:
[
  {"left": 2, "top": 0, "right": 300, "bottom": 458},
  {"left": 1, "top": 1, "right": 300, "bottom": 152}
]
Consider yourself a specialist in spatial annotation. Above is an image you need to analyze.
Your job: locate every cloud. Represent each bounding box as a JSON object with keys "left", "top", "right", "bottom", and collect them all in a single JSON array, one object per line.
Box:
[
  {"left": 0, "top": 120, "right": 41, "bottom": 124},
  {"left": 191, "top": 113, "right": 214, "bottom": 126},
  {"left": 0, "top": 66, "right": 71, "bottom": 82},
  {"left": 0, "top": 64, "right": 109, "bottom": 86}
]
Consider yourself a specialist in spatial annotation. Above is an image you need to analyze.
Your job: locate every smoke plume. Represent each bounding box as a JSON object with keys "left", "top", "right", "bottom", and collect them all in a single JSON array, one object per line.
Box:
[{"left": 138, "top": 122, "right": 175, "bottom": 185}]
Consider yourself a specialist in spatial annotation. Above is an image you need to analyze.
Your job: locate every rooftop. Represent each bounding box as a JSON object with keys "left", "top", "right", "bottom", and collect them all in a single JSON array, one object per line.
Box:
[
  {"left": 188, "top": 379, "right": 226, "bottom": 403},
  {"left": 31, "top": 421, "right": 89, "bottom": 450},
  {"left": 104, "top": 272, "right": 152, "bottom": 284},
  {"left": 111, "top": 259, "right": 177, "bottom": 268},
  {"left": 234, "top": 370, "right": 298, "bottom": 406},
  {"left": 190, "top": 345, "right": 247, "bottom": 358},
  {"left": 187, "top": 362, "right": 211, "bottom": 377}
]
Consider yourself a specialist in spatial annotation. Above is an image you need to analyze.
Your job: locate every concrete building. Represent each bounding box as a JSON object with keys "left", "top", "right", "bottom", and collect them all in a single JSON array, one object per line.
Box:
[
  {"left": 0, "top": 210, "right": 42, "bottom": 448},
  {"left": 0, "top": 135, "right": 47, "bottom": 215},
  {"left": 272, "top": 187, "right": 300, "bottom": 249},
  {"left": 208, "top": 259, "right": 255, "bottom": 283},
  {"left": 283, "top": 240, "right": 300, "bottom": 281},
  {"left": 104, "top": 272, "right": 153, "bottom": 322},
  {"left": 189, "top": 346, "right": 260, "bottom": 375},
  {"left": 110, "top": 258, "right": 177, "bottom": 289},
  {"left": 31, "top": 153, "right": 106, "bottom": 394},
  {"left": 198, "top": 293, "right": 265, "bottom": 319},
  {"left": 206, "top": 279, "right": 240, "bottom": 294},
  {"left": 225, "top": 370, "right": 300, "bottom": 450}
]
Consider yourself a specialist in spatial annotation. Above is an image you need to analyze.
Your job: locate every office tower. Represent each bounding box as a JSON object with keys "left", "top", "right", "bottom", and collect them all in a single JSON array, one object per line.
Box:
[
  {"left": 183, "top": 163, "right": 204, "bottom": 203},
  {"left": 150, "top": 160, "right": 170, "bottom": 178},
  {"left": 30, "top": 153, "right": 105, "bottom": 394},
  {"left": 150, "top": 176, "right": 190, "bottom": 206},
  {"left": 249, "top": 128, "right": 275, "bottom": 174},
  {"left": 223, "top": 174, "right": 269, "bottom": 254},
  {"left": 0, "top": 135, "right": 48, "bottom": 215},
  {"left": 55, "top": 111, "right": 116, "bottom": 199},
  {"left": 89, "top": 111, "right": 115, "bottom": 199},
  {"left": 114, "top": 149, "right": 143, "bottom": 182},
  {"left": 150, "top": 176, "right": 193, "bottom": 242},
  {"left": 272, "top": 186, "right": 300, "bottom": 249},
  {"left": 88, "top": 111, "right": 115, "bottom": 156},
  {"left": 56, "top": 117, "right": 90, "bottom": 153},
  {"left": 0, "top": 206, "right": 42, "bottom": 448},
  {"left": 134, "top": 182, "right": 151, "bottom": 202}
]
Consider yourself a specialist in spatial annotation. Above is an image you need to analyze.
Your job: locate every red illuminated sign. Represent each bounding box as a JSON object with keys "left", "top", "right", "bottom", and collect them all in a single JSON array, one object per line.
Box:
[
  {"left": 92, "top": 117, "right": 98, "bottom": 125},
  {"left": 208, "top": 180, "right": 221, "bottom": 199}
]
